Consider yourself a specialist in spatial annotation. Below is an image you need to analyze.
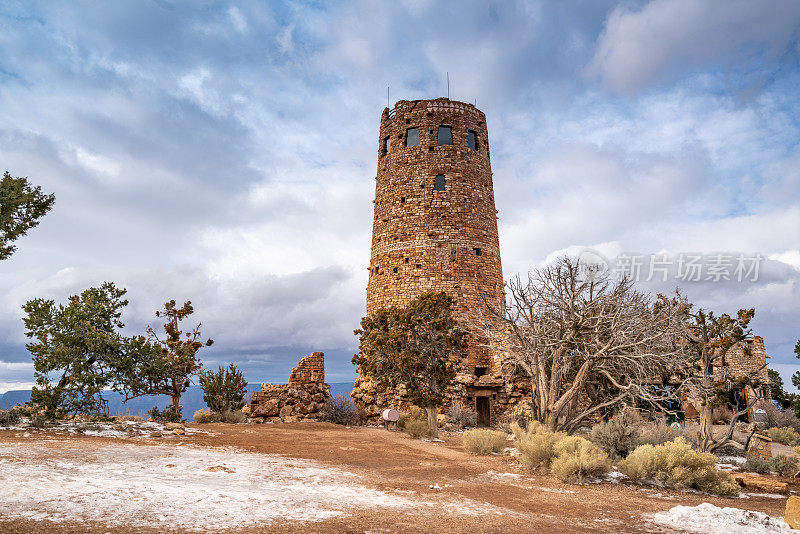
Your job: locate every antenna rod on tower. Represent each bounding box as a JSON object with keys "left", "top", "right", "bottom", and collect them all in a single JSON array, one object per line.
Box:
[
  {"left": 446, "top": 72, "right": 450, "bottom": 99},
  {"left": 387, "top": 86, "right": 390, "bottom": 109}
]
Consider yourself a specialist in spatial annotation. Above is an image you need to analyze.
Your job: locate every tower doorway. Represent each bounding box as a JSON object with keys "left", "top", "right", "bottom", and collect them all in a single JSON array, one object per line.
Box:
[{"left": 476, "top": 397, "right": 491, "bottom": 426}]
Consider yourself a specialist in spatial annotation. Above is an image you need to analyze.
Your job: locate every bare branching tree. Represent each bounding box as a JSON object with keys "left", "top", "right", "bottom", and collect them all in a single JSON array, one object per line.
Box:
[{"left": 477, "top": 257, "right": 688, "bottom": 433}]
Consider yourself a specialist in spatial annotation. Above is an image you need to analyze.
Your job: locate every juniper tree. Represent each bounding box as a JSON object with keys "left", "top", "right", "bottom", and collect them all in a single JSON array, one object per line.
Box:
[
  {"left": 681, "top": 302, "right": 763, "bottom": 452},
  {"left": 0, "top": 171, "right": 55, "bottom": 260},
  {"left": 353, "top": 291, "right": 468, "bottom": 438},
  {"left": 23, "top": 283, "right": 134, "bottom": 419},
  {"left": 120, "top": 300, "right": 213, "bottom": 421},
  {"left": 199, "top": 363, "right": 248, "bottom": 414}
]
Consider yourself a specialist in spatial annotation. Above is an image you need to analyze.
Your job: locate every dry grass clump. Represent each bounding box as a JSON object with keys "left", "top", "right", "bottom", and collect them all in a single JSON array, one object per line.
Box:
[
  {"left": 404, "top": 418, "right": 432, "bottom": 439},
  {"left": 619, "top": 438, "right": 739, "bottom": 496},
  {"left": 768, "top": 426, "right": 799, "bottom": 445},
  {"left": 550, "top": 436, "right": 611, "bottom": 483},
  {"left": 743, "top": 457, "right": 772, "bottom": 474},
  {"left": 398, "top": 406, "right": 426, "bottom": 430},
  {"left": 194, "top": 409, "right": 214, "bottom": 423},
  {"left": 462, "top": 429, "right": 507, "bottom": 455}
]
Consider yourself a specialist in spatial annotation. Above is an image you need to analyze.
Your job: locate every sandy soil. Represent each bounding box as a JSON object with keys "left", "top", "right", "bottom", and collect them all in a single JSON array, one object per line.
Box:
[{"left": 0, "top": 422, "right": 794, "bottom": 533}]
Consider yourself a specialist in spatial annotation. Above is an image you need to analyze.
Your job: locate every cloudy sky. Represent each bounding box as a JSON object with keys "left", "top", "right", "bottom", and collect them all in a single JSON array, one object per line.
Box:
[{"left": 1, "top": 0, "right": 799, "bottom": 393}]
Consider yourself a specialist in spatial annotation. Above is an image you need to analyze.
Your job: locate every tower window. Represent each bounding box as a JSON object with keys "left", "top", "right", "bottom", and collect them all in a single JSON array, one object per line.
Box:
[
  {"left": 434, "top": 174, "right": 446, "bottom": 191},
  {"left": 437, "top": 126, "right": 453, "bottom": 145},
  {"left": 473, "top": 247, "right": 482, "bottom": 256},
  {"left": 382, "top": 136, "right": 390, "bottom": 155},
  {"left": 474, "top": 366, "right": 488, "bottom": 377},
  {"left": 468, "top": 130, "right": 478, "bottom": 150},
  {"left": 449, "top": 243, "right": 458, "bottom": 263},
  {"left": 400, "top": 196, "right": 406, "bottom": 203},
  {"left": 405, "top": 127, "right": 419, "bottom": 147}
]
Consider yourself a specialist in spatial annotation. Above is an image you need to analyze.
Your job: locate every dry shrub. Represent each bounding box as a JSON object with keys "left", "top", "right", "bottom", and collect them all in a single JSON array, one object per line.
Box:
[
  {"left": 768, "top": 426, "right": 799, "bottom": 445},
  {"left": 319, "top": 396, "right": 359, "bottom": 426},
  {"left": 619, "top": 438, "right": 739, "bottom": 496},
  {"left": 770, "top": 455, "right": 799, "bottom": 477},
  {"left": 404, "top": 418, "right": 432, "bottom": 439},
  {"left": 516, "top": 427, "right": 564, "bottom": 471},
  {"left": 447, "top": 401, "right": 477, "bottom": 428},
  {"left": 0, "top": 409, "right": 20, "bottom": 427},
  {"left": 220, "top": 410, "right": 246, "bottom": 423},
  {"left": 711, "top": 405, "right": 734, "bottom": 423},
  {"left": 398, "top": 406, "right": 426, "bottom": 430},
  {"left": 763, "top": 404, "right": 800, "bottom": 433},
  {"left": 463, "top": 429, "right": 507, "bottom": 455},
  {"left": 590, "top": 410, "right": 641, "bottom": 460},
  {"left": 550, "top": 436, "right": 611, "bottom": 483},
  {"left": 194, "top": 409, "right": 214, "bottom": 423},
  {"left": 743, "top": 457, "right": 772, "bottom": 474}
]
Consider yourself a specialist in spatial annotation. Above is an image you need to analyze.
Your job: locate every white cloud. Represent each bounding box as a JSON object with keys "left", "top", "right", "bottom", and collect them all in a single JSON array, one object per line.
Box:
[{"left": 590, "top": 0, "right": 800, "bottom": 92}]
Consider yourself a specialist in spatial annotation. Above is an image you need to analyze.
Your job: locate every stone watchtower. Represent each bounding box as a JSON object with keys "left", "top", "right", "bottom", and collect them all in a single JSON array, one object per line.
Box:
[{"left": 352, "top": 98, "right": 508, "bottom": 425}]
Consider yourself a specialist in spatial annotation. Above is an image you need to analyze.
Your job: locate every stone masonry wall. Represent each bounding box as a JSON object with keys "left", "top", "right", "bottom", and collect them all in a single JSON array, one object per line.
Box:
[
  {"left": 353, "top": 98, "right": 507, "bottom": 422},
  {"left": 243, "top": 352, "right": 331, "bottom": 422}
]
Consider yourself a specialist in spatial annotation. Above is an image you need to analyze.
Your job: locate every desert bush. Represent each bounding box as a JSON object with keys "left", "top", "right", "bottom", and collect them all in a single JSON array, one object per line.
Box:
[
  {"left": 743, "top": 457, "right": 772, "bottom": 474},
  {"left": 319, "top": 396, "right": 359, "bottom": 426},
  {"left": 221, "top": 410, "right": 246, "bottom": 423},
  {"left": 149, "top": 405, "right": 182, "bottom": 423},
  {"left": 550, "top": 436, "right": 611, "bottom": 483},
  {"left": 590, "top": 410, "right": 641, "bottom": 460},
  {"left": 509, "top": 421, "right": 527, "bottom": 440},
  {"left": 636, "top": 422, "right": 681, "bottom": 447},
  {"left": 398, "top": 406, "right": 426, "bottom": 430},
  {"left": 711, "top": 405, "right": 734, "bottom": 423},
  {"left": 770, "top": 455, "right": 799, "bottom": 477},
  {"left": 194, "top": 409, "right": 214, "bottom": 423},
  {"left": 768, "top": 426, "right": 799, "bottom": 445},
  {"left": 0, "top": 409, "right": 20, "bottom": 427},
  {"left": 763, "top": 403, "right": 800, "bottom": 433},
  {"left": 619, "top": 438, "right": 739, "bottom": 496},
  {"left": 199, "top": 363, "right": 248, "bottom": 414},
  {"left": 448, "top": 401, "right": 477, "bottom": 428},
  {"left": 516, "top": 428, "right": 564, "bottom": 471},
  {"left": 463, "top": 429, "right": 507, "bottom": 455},
  {"left": 404, "top": 418, "right": 432, "bottom": 439}
]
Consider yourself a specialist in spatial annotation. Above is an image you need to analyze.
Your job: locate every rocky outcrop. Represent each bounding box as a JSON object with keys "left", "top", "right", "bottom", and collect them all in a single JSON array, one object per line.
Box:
[
  {"left": 243, "top": 352, "right": 331, "bottom": 422},
  {"left": 734, "top": 472, "right": 788, "bottom": 494}
]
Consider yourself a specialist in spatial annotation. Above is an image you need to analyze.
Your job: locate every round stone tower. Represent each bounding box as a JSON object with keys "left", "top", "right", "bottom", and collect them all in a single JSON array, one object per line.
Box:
[{"left": 354, "top": 98, "right": 508, "bottom": 425}]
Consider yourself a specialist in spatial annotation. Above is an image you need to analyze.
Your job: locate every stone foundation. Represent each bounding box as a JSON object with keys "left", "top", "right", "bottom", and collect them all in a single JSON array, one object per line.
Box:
[{"left": 243, "top": 352, "right": 331, "bottom": 422}]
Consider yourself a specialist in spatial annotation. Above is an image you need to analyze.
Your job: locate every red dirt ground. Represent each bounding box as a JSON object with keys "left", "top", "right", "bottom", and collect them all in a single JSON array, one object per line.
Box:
[{"left": 0, "top": 422, "right": 791, "bottom": 533}]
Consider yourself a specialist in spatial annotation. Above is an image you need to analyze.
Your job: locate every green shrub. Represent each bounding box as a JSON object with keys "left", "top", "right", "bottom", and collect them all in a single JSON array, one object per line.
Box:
[
  {"left": 149, "top": 405, "right": 183, "bottom": 423},
  {"left": 770, "top": 454, "right": 799, "bottom": 477},
  {"left": 550, "top": 436, "right": 611, "bottom": 483},
  {"left": 463, "top": 429, "right": 507, "bottom": 455},
  {"left": 743, "top": 457, "right": 772, "bottom": 474},
  {"left": 517, "top": 428, "right": 564, "bottom": 471},
  {"left": 590, "top": 410, "right": 641, "bottom": 460},
  {"left": 448, "top": 401, "right": 477, "bottom": 428},
  {"left": 319, "top": 396, "right": 359, "bottom": 426},
  {"left": 768, "top": 426, "right": 799, "bottom": 445},
  {"left": 199, "top": 364, "right": 248, "bottom": 414},
  {"left": 194, "top": 409, "right": 214, "bottom": 423},
  {"left": 404, "top": 418, "right": 432, "bottom": 439},
  {"left": 619, "top": 438, "right": 739, "bottom": 496}
]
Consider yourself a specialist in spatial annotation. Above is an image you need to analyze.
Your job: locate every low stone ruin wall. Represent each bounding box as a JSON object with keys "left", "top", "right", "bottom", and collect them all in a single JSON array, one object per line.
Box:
[{"left": 243, "top": 352, "right": 331, "bottom": 423}]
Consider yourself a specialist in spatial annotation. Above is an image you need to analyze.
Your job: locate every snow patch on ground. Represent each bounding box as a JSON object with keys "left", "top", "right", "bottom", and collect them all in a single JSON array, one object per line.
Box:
[
  {"left": 0, "top": 441, "right": 505, "bottom": 530},
  {"left": 651, "top": 503, "right": 795, "bottom": 533}
]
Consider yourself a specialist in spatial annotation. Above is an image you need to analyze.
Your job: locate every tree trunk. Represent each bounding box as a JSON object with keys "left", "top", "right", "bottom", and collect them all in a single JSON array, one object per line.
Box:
[
  {"left": 171, "top": 394, "right": 182, "bottom": 421},
  {"left": 699, "top": 402, "right": 714, "bottom": 452},
  {"left": 425, "top": 405, "right": 438, "bottom": 439}
]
